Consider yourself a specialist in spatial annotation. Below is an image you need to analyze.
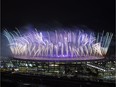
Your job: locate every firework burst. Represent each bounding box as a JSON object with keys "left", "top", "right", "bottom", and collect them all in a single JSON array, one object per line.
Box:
[{"left": 3, "top": 28, "right": 113, "bottom": 61}]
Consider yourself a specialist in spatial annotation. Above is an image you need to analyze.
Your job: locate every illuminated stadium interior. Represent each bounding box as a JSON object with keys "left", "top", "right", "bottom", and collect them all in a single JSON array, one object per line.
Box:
[{"left": 3, "top": 28, "right": 113, "bottom": 61}]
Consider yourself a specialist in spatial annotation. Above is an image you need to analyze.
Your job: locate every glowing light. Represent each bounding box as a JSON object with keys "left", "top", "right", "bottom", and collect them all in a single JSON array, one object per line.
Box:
[
  {"left": 87, "top": 63, "right": 106, "bottom": 71},
  {"left": 49, "top": 64, "right": 59, "bottom": 66},
  {"left": 3, "top": 28, "right": 113, "bottom": 61}
]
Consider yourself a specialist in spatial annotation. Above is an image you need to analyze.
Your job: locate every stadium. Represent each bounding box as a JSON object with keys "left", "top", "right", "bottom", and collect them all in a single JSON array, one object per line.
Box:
[
  {"left": 1, "top": 28, "right": 115, "bottom": 87},
  {"left": 2, "top": 28, "right": 114, "bottom": 74}
]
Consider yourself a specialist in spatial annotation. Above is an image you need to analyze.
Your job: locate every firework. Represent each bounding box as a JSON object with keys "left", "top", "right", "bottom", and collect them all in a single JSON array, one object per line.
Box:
[{"left": 3, "top": 28, "right": 113, "bottom": 61}]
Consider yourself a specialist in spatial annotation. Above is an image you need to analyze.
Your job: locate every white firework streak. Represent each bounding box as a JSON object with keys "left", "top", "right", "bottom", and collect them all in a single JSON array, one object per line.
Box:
[{"left": 3, "top": 28, "right": 113, "bottom": 59}]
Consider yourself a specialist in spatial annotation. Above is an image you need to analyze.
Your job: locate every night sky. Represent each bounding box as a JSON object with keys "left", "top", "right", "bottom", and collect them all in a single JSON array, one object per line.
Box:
[
  {"left": 2, "top": 0, "right": 115, "bottom": 33},
  {"left": 1, "top": 0, "right": 115, "bottom": 57}
]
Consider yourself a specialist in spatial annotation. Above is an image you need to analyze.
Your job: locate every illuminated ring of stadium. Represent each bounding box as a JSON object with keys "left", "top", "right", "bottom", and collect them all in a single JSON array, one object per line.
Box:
[{"left": 13, "top": 56, "right": 104, "bottom": 61}]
